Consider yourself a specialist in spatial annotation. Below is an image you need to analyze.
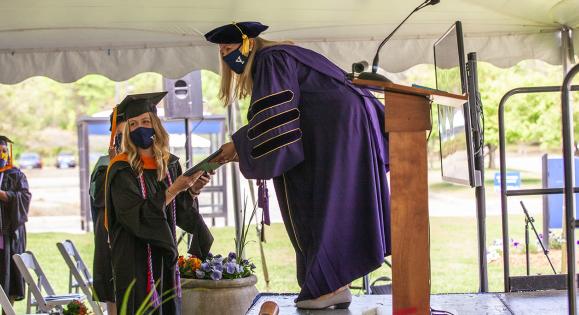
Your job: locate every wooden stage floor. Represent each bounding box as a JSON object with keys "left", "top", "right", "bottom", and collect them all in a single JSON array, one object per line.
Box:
[{"left": 246, "top": 291, "right": 573, "bottom": 314}]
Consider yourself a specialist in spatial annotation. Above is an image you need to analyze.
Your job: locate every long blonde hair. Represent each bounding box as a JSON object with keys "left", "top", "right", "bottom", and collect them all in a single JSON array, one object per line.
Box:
[
  {"left": 219, "top": 37, "right": 293, "bottom": 106},
  {"left": 121, "top": 113, "right": 171, "bottom": 181}
]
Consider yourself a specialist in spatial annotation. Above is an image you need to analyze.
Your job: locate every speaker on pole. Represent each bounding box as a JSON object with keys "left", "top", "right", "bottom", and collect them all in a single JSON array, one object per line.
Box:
[{"left": 163, "top": 70, "right": 203, "bottom": 119}]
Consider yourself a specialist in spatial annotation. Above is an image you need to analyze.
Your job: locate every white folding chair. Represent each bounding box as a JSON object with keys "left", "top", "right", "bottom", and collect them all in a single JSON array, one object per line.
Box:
[
  {"left": 57, "top": 240, "right": 105, "bottom": 315},
  {"left": 12, "top": 251, "right": 85, "bottom": 314},
  {"left": 0, "top": 285, "right": 49, "bottom": 315}
]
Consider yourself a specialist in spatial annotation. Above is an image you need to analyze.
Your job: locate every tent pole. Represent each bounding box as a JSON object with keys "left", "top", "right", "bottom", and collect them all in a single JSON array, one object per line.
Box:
[
  {"left": 77, "top": 120, "right": 90, "bottom": 232},
  {"left": 560, "top": 26, "right": 575, "bottom": 275},
  {"left": 562, "top": 27, "right": 575, "bottom": 75},
  {"left": 228, "top": 100, "right": 243, "bottom": 255}
]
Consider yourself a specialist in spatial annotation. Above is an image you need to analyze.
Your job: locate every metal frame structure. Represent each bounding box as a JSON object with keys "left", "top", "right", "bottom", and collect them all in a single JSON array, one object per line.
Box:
[
  {"left": 561, "top": 64, "right": 579, "bottom": 314},
  {"left": 498, "top": 85, "right": 579, "bottom": 295}
]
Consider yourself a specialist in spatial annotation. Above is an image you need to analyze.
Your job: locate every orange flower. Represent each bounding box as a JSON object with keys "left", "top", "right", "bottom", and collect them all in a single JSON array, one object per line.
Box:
[{"left": 191, "top": 257, "right": 202, "bottom": 270}]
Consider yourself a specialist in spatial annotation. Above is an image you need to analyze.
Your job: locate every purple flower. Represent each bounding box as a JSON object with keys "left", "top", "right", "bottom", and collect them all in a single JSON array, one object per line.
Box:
[
  {"left": 236, "top": 265, "right": 243, "bottom": 273},
  {"left": 211, "top": 270, "right": 222, "bottom": 280},
  {"left": 241, "top": 259, "right": 249, "bottom": 265},
  {"left": 201, "top": 262, "right": 211, "bottom": 272},
  {"left": 225, "top": 262, "right": 237, "bottom": 274},
  {"left": 207, "top": 252, "right": 213, "bottom": 259},
  {"left": 513, "top": 241, "right": 519, "bottom": 248},
  {"left": 213, "top": 262, "right": 223, "bottom": 272},
  {"left": 195, "top": 270, "right": 205, "bottom": 279},
  {"left": 228, "top": 252, "right": 237, "bottom": 260}
]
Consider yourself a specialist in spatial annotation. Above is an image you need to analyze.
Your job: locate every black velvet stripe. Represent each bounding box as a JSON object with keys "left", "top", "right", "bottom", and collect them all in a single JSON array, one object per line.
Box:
[
  {"left": 248, "top": 109, "right": 300, "bottom": 140},
  {"left": 247, "top": 90, "right": 294, "bottom": 121},
  {"left": 251, "top": 129, "right": 302, "bottom": 159}
]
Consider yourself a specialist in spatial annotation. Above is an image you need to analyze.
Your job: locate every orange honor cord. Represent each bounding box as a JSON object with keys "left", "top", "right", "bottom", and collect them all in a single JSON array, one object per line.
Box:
[
  {"left": 104, "top": 108, "right": 119, "bottom": 231},
  {"left": 109, "top": 106, "right": 118, "bottom": 149}
]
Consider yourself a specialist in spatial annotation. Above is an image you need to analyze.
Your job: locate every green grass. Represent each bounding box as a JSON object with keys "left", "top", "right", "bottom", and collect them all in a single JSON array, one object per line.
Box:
[{"left": 11, "top": 215, "right": 568, "bottom": 313}]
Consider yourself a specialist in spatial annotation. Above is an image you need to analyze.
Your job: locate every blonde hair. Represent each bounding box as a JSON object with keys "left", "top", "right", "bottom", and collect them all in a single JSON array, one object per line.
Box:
[
  {"left": 121, "top": 113, "right": 171, "bottom": 181},
  {"left": 219, "top": 37, "right": 293, "bottom": 106}
]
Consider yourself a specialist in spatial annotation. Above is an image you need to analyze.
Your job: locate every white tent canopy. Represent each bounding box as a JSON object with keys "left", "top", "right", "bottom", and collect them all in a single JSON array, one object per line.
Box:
[{"left": 1, "top": 0, "right": 578, "bottom": 83}]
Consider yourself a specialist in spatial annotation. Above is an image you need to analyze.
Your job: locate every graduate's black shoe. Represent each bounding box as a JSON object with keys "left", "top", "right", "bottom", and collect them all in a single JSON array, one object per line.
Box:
[{"left": 295, "top": 288, "right": 352, "bottom": 310}]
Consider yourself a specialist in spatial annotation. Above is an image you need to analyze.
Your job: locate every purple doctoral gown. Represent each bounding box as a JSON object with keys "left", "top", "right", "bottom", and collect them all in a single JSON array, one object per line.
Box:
[{"left": 232, "top": 45, "right": 391, "bottom": 301}]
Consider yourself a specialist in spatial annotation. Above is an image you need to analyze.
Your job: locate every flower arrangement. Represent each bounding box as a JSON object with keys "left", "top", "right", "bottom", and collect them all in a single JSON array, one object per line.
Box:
[
  {"left": 179, "top": 198, "right": 258, "bottom": 280},
  {"left": 63, "top": 300, "right": 91, "bottom": 315},
  {"left": 179, "top": 252, "right": 256, "bottom": 280}
]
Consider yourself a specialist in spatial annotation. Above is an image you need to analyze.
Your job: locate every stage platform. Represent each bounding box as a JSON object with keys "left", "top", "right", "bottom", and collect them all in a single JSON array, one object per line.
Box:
[{"left": 246, "top": 291, "right": 573, "bottom": 314}]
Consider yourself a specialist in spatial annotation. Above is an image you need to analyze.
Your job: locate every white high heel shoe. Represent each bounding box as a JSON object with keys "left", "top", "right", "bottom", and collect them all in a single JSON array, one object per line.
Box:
[{"left": 295, "top": 288, "right": 352, "bottom": 310}]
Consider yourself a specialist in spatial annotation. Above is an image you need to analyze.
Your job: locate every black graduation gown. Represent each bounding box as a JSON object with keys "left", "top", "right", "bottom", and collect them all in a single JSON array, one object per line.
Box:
[
  {"left": 0, "top": 167, "right": 31, "bottom": 301},
  {"left": 106, "top": 154, "right": 213, "bottom": 315},
  {"left": 89, "top": 155, "right": 115, "bottom": 303}
]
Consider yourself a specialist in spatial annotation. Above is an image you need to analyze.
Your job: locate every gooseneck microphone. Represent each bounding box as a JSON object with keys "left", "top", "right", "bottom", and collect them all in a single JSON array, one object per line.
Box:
[{"left": 354, "top": 0, "right": 441, "bottom": 82}]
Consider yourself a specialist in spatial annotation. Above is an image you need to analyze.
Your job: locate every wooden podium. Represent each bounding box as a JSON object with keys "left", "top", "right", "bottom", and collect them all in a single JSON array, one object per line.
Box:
[{"left": 353, "top": 79, "right": 468, "bottom": 315}]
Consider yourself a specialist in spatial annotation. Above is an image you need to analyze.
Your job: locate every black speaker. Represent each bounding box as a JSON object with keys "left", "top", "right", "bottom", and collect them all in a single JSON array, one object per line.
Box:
[{"left": 163, "top": 70, "right": 203, "bottom": 119}]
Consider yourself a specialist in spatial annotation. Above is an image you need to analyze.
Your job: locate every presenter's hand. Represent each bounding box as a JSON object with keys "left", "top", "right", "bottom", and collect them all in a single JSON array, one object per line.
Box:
[
  {"left": 216, "top": 142, "right": 238, "bottom": 164},
  {"left": 172, "top": 171, "right": 203, "bottom": 193}
]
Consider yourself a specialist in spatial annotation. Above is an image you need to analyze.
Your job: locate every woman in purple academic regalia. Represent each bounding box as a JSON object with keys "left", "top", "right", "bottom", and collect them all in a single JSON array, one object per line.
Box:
[{"left": 206, "top": 22, "right": 390, "bottom": 309}]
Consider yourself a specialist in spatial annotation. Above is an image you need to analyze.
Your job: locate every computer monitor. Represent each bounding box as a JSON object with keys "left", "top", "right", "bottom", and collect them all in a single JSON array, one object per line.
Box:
[{"left": 434, "top": 21, "right": 476, "bottom": 187}]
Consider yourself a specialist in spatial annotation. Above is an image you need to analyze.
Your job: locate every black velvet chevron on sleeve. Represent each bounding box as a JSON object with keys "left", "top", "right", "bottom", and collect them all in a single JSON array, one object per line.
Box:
[
  {"left": 248, "top": 108, "right": 300, "bottom": 140},
  {"left": 247, "top": 90, "right": 294, "bottom": 121},
  {"left": 251, "top": 129, "right": 302, "bottom": 159}
]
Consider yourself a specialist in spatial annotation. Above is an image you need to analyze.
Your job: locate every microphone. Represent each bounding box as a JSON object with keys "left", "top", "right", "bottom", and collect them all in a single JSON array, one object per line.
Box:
[
  {"left": 353, "top": 0, "right": 441, "bottom": 82},
  {"left": 352, "top": 61, "right": 368, "bottom": 73}
]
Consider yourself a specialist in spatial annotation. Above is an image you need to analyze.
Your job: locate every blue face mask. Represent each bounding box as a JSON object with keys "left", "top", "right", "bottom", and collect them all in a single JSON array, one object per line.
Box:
[
  {"left": 222, "top": 48, "right": 249, "bottom": 74},
  {"left": 130, "top": 127, "right": 155, "bottom": 149},
  {"left": 0, "top": 159, "right": 6, "bottom": 168}
]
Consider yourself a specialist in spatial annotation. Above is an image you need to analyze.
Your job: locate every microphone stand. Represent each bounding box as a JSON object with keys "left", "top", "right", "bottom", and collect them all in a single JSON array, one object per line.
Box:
[
  {"left": 355, "top": 0, "right": 436, "bottom": 82},
  {"left": 520, "top": 201, "right": 557, "bottom": 275}
]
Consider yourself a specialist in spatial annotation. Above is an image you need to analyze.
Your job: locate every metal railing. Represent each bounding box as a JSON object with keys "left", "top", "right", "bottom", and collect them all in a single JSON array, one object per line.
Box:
[
  {"left": 498, "top": 85, "right": 579, "bottom": 297},
  {"left": 561, "top": 65, "right": 579, "bottom": 314}
]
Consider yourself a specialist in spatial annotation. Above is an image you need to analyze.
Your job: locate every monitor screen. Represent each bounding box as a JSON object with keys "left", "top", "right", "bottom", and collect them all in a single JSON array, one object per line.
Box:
[{"left": 434, "top": 21, "right": 476, "bottom": 187}]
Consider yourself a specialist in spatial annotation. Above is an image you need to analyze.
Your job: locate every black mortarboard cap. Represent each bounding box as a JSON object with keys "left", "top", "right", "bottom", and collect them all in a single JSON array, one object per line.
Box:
[
  {"left": 205, "top": 21, "right": 268, "bottom": 44},
  {"left": 117, "top": 92, "right": 167, "bottom": 120},
  {"left": 0, "top": 136, "right": 13, "bottom": 145}
]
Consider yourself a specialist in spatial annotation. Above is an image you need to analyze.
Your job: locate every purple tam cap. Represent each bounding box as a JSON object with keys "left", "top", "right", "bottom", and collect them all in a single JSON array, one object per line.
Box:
[{"left": 204, "top": 21, "right": 268, "bottom": 44}]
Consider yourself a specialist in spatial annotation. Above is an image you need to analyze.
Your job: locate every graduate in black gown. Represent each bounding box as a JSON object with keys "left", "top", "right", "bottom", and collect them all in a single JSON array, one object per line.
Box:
[
  {"left": 206, "top": 22, "right": 390, "bottom": 309},
  {"left": 0, "top": 136, "right": 31, "bottom": 307},
  {"left": 105, "top": 92, "right": 213, "bottom": 315},
  {"left": 89, "top": 108, "right": 126, "bottom": 315}
]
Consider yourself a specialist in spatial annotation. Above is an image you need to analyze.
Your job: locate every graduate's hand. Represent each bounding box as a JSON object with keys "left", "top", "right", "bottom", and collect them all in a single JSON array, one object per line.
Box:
[
  {"left": 0, "top": 190, "right": 7, "bottom": 202},
  {"left": 216, "top": 142, "right": 238, "bottom": 164},
  {"left": 172, "top": 171, "right": 203, "bottom": 193},
  {"left": 190, "top": 171, "right": 213, "bottom": 195}
]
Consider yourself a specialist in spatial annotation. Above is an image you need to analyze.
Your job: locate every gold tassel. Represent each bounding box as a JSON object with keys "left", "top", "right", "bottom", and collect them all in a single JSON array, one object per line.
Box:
[
  {"left": 232, "top": 22, "right": 250, "bottom": 56},
  {"left": 240, "top": 34, "right": 250, "bottom": 56}
]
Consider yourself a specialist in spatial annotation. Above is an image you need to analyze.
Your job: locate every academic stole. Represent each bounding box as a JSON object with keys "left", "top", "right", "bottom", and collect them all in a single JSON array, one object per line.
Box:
[{"left": 137, "top": 171, "right": 181, "bottom": 308}]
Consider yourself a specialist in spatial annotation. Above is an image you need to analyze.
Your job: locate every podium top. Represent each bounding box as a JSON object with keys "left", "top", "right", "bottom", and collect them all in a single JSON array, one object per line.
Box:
[{"left": 352, "top": 79, "right": 468, "bottom": 108}]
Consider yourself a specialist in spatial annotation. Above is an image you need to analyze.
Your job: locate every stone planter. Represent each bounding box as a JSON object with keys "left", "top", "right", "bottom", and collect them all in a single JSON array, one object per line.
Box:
[{"left": 181, "top": 275, "right": 258, "bottom": 315}]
